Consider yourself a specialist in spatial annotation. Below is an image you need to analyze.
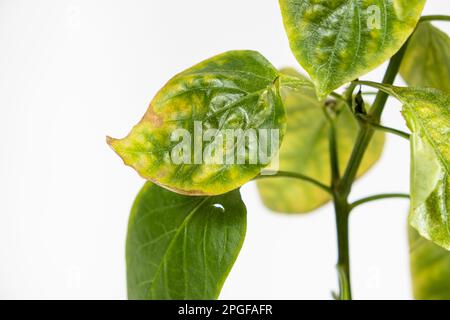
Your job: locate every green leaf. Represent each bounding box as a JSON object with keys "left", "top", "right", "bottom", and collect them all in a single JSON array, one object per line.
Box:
[
  {"left": 401, "top": 22, "right": 450, "bottom": 92},
  {"left": 409, "top": 226, "right": 450, "bottom": 300},
  {"left": 388, "top": 86, "right": 450, "bottom": 250},
  {"left": 108, "top": 50, "right": 286, "bottom": 196},
  {"left": 126, "top": 182, "right": 247, "bottom": 300},
  {"left": 279, "top": 0, "right": 425, "bottom": 99},
  {"left": 257, "top": 69, "right": 384, "bottom": 213}
]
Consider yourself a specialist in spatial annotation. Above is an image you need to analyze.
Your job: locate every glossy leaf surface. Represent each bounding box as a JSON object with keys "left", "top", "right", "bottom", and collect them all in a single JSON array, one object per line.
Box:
[
  {"left": 108, "top": 51, "right": 286, "bottom": 195},
  {"left": 257, "top": 69, "right": 384, "bottom": 213},
  {"left": 391, "top": 86, "right": 450, "bottom": 250},
  {"left": 409, "top": 227, "right": 450, "bottom": 300},
  {"left": 127, "top": 182, "right": 247, "bottom": 300},
  {"left": 401, "top": 22, "right": 450, "bottom": 92},
  {"left": 279, "top": 0, "right": 425, "bottom": 99}
]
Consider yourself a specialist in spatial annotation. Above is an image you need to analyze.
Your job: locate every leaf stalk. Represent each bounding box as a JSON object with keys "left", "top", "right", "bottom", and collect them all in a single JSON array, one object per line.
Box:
[
  {"left": 420, "top": 15, "right": 450, "bottom": 23},
  {"left": 255, "top": 171, "right": 332, "bottom": 194},
  {"left": 350, "top": 193, "right": 410, "bottom": 210}
]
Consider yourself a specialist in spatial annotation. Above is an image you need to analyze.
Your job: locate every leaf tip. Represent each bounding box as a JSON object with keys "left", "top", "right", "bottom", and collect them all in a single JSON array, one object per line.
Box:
[
  {"left": 106, "top": 135, "right": 117, "bottom": 148},
  {"left": 106, "top": 135, "right": 124, "bottom": 156}
]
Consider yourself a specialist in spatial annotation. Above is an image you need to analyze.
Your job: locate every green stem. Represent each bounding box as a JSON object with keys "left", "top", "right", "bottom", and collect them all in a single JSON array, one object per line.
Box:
[
  {"left": 330, "top": 92, "right": 347, "bottom": 104},
  {"left": 327, "top": 105, "right": 352, "bottom": 300},
  {"left": 353, "top": 80, "right": 397, "bottom": 98},
  {"left": 327, "top": 117, "right": 340, "bottom": 184},
  {"left": 420, "top": 15, "right": 450, "bottom": 23},
  {"left": 339, "top": 129, "right": 374, "bottom": 195},
  {"left": 255, "top": 171, "right": 332, "bottom": 194},
  {"left": 350, "top": 193, "right": 410, "bottom": 210},
  {"left": 340, "top": 43, "right": 408, "bottom": 196},
  {"left": 370, "top": 42, "right": 408, "bottom": 121},
  {"left": 361, "top": 91, "right": 378, "bottom": 96},
  {"left": 344, "top": 82, "right": 358, "bottom": 101},
  {"left": 342, "top": 82, "right": 358, "bottom": 113},
  {"left": 334, "top": 197, "right": 351, "bottom": 300},
  {"left": 367, "top": 122, "right": 410, "bottom": 140},
  {"left": 327, "top": 109, "right": 351, "bottom": 300},
  {"left": 330, "top": 41, "right": 409, "bottom": 300}
]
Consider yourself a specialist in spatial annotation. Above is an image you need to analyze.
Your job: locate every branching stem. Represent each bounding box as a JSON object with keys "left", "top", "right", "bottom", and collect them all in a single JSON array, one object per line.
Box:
[
  {"left": 255, "top": 171, "right": 332, "bottom": 194},
  {"left": 350, "top": 193, "right": 410, "bottom": 210},
  {"left": 366, "top": 122, "right": 410, "bottom": 140},
  {"left": 330, "top": 39, "right": 409, "bottom": 300}
]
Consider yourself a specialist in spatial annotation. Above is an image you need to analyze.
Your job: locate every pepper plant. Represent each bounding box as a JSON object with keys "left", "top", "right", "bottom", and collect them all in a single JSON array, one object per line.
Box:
[{"left": 108, "top": 1, "right": 450, "bottom": 300}]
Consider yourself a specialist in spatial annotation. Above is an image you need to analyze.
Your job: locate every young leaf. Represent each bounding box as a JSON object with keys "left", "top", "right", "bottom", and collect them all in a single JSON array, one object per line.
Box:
[
  {"left": 390, "top": 86, "right": 450, "bottom": 250},
  {"left": 257, "top": 69, "right": 384, "bottom": 213},
  {"left": 108, "top": 50, "right": 286, "bottom": 196},
  {"left": 409, "top": 226, "right": 450, "bottom": 300},
  {"left": 279, "top": 0, "right": 425, "bottom": 99},
  {"left": 126, "top": 182, "right": 247, "bottom": 300},
  {"left": 401, "top": 22, "right": 450, "bottom": 92}
]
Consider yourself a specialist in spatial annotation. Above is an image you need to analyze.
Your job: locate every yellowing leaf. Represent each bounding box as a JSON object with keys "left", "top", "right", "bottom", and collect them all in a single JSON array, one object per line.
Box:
[
  {"left": 401, "top": 22, "right": 450, "bottom": 92},
  {"left": 390, "top": 86, "right": 450, "bottom": 250},
  {"left": 279, "top": 0, "right": 425, "bottom": 99},
  {"left": 257, "top": 69, "right": 384, "bottom": 213},
  {"left": 108, "top": 51, "right": 286, "bottom": 195},
  {"left": 409, "top": 226, "right": 450, "bottom": 300}
]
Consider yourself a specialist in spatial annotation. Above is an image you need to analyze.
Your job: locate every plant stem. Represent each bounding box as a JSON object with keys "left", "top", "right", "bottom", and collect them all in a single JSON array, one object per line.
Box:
[
  {"left": 420, "top": 15, "right": 450, "bottom": 22},
  {"left": 334, "top": 196, "right": 351, "bottom": 300},
  {"left": 344, "top": 82, "right": 358, "bottom": 101},
  {"left": 340, "top": 43, "right": 407, "bottom": 196},
  {"left": 330, "top": 92, "right": 348, "bottom": 104},
  {"left": 350, "top": 193, "right": 410, "bottom": 210},
  {"left": 326, "top": 109, "right": 351, "bottom": 300},
  {"left": 254, "top": 171, "right": 332, "bottom": 194},
  {"left": 327, "top": 115, "right": 340, "bottom": 184},
  {"left": 361, "top": 91, "right": 378, "bottom": 96},
  {"left": 330, "top": 41, "right": 409, "bottom": 300},
  {"left": 371, "top": 43, "right": 408, "bottom": 121},
  {"left": 366, "top": 122, "right": 410, "bottom": 140},
  {"left": 353, "top": 80, "right": 397, "bottom": 98}
]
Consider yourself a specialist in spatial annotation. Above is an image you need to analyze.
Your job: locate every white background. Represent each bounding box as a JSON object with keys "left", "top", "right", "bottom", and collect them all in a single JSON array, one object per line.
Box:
[{"left": 0, "top": 0, "right": 449, "bottom": 299}]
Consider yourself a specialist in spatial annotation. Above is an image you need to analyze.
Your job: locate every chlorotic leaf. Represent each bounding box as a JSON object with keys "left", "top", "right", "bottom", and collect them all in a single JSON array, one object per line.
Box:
[
  {"left": 127, "top": 182, "right": 247, "bottom": 300},
  {"left": 401, "top": 22, "right": 450, "bottom": 92},
  {"left": 257, "top": 69, "right": 384, "bottom": 213},
  {"left": 390, "top": 86, "right": 450, "bottom": 250},
  {"left": 409, "top": 226, "right": 450, "bottom": 300},
  {"left": 279, "top": 0, "right": 425, "bottom": 99},
  {"left": 108, "top": 50, "right": 286, "bottom": 195}
]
